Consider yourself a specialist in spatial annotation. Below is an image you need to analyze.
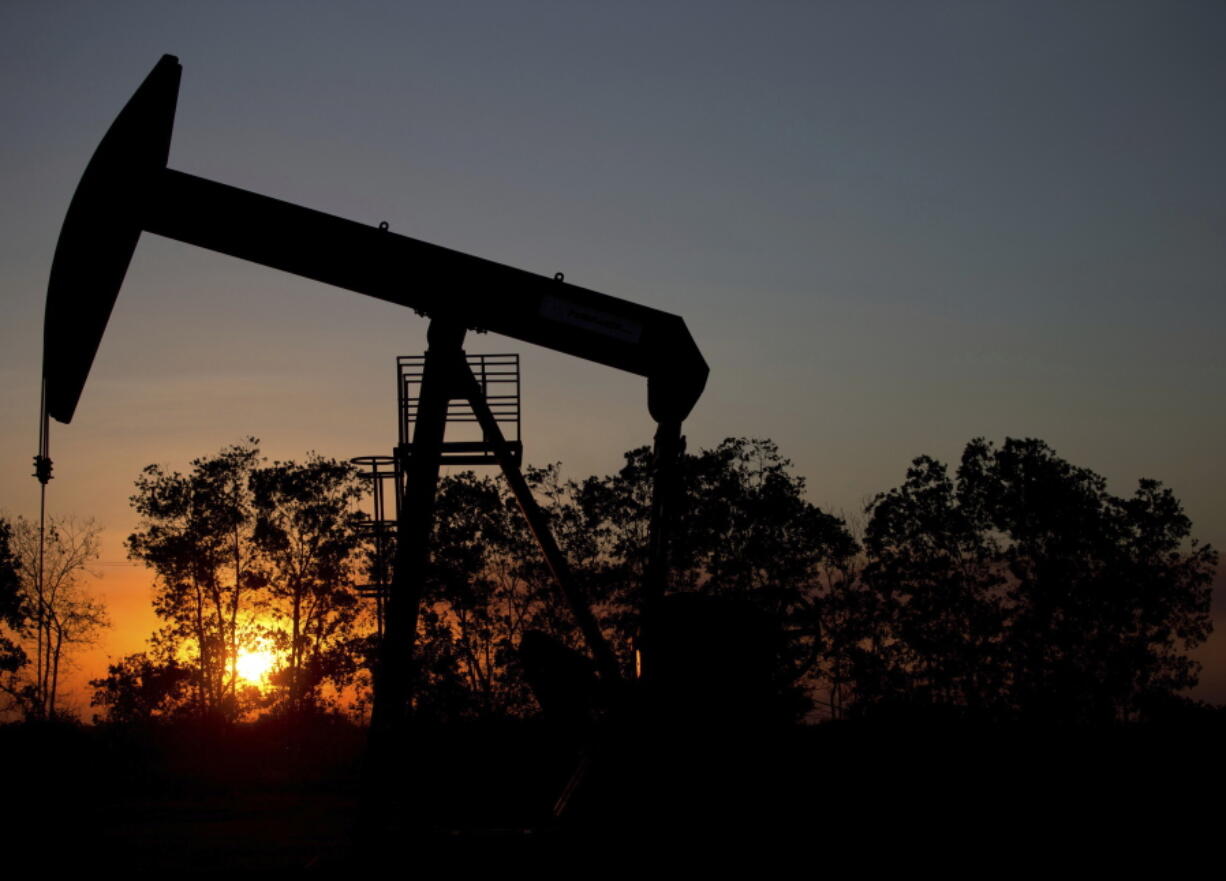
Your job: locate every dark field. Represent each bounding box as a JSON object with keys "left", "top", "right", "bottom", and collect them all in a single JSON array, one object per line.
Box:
[{"left": 4, "top": 708, "right": 1222, "bottom": 872}]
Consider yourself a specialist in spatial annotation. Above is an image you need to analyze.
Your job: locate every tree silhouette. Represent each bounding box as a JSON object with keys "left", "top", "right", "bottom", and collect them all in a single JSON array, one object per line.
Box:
[
  {"left": 402, "top": 467, "right": 599, "bottom": 722},
  {"left": 860, "top": 454, "right": 1007, "bottom": 712},
  {"left": 112, "top": 433, "right": 1212, "bottom": 729},
  {"left": 251, "top": 455, "right": 367, "bottom": 716},
  {"left": 90, "top": 651, "right": 191, "bottom": 725},
  {"left": 128, "top": 440, "right": 264, "bottom": 720},
  {"left": 424, "top": 470, "right": 542, "bottom": 718},
  {"left": 126, "top": 443, "right": 373, "bottom": 723},
  {"left": 853, "top": 437, "right": 1216, "bottom": 723},
  {"left": 4, "top": 516, "right": 109, "bottom": 720},
  {"left": 0, "top": 519, "right": 27, "bottom": 698},
  {"left": 410, "top": 438, "right": 858, "bottom": 722},
  {"left": 572, "top": 438, "right": 857, "bottom": 713}
]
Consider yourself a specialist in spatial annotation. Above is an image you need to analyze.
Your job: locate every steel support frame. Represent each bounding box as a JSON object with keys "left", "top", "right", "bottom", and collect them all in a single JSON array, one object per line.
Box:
[
  {"left": 369, "top": 321, "right": 630, "bottom": 758},
  {"left": 368, "top": 320, "right": 466, "bottom": 772}
]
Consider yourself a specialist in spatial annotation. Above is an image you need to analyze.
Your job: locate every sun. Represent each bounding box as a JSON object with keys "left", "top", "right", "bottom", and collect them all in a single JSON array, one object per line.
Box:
[{"left": 236, "top": 648, "right": 276, "bottom": 684}]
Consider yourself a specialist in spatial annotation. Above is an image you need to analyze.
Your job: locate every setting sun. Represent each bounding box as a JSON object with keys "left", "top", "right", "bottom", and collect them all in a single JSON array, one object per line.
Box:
[{"left": 236, "top": 649, "right": 277, "bottom": 685}]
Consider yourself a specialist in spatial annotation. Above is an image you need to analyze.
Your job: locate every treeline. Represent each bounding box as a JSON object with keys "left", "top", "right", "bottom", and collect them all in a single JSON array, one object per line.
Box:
[{"left": 85, "top": 436, "right": 1216, "bottom": 727}]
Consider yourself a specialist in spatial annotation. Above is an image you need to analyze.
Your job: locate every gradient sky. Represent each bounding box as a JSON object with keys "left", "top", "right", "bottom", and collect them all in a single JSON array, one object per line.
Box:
[{"left": 2, "top": 1, "right": 1223, "bottom": 711}]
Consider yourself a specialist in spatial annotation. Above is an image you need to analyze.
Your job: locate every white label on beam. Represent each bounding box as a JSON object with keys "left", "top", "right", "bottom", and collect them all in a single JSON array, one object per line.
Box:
[{"left": 540, "top": 295, "right": 643, "bottom": 344}]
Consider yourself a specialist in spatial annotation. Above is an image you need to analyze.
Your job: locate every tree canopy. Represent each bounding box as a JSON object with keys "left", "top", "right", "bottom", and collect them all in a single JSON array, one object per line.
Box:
[
  {"left": 251, "top": 455, "right": 367, "bottom": 715},
  {"left": 125, "top": 440, "right": 265, "bottom": 720},
  {"left": 98, "top": 434, "right": 1216, "bottom": 728},
  {"left": 415, "top": 438, "right": 859, "bottom": 722},
  {"left": 2, "top": 516, "right": 108, "bottom": 720},
  {"left": 0, "top": 519, "right": 26, "bottom": 681},
  {"left": 849, "top": 437, "right": 1216, "bottom": 723},
  {"left": 112, "top": 442, "right": 369, "bottom": 723}
]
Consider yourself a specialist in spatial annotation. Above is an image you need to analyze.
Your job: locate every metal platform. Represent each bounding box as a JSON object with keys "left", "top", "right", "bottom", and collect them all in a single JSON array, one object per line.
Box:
[
  {"left": 352, "top": 353, "right": 525, "bottom": 617},
  {"left": 397, "top": 353, "right": 522, "bottom": 466}
]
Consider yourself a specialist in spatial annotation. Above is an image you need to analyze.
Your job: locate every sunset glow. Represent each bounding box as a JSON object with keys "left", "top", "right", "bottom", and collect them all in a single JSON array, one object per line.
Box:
[{"left": 236, "top": 648, "right": 277, "bottom": 685}]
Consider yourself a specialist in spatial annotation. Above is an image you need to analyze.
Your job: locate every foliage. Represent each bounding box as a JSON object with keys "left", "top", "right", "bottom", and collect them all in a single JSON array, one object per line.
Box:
[
  {"left": 392, "top": 468, "right": 598, "bottom": 722},
  {"left": 251, "top": 455, "right": 367, "bottom": 715},
  {"left": 89, "top": 652, "right": 192, "bottom": 725},
  {"left": 674, "top": 438, "right": 860, "bottom": 707},
  {"left": 412, "top": 438, "right": 858, "bottom": 722},
  {"left": 0, "top": 518, "right": 27, "bottom": 680},
  {"left": 113, "top": 433, "right": 1213, "bottom": 729},
  {"left": 573, "top": 438, "right": 858, "bottom": 713},
  {"left": 420, "top": 471, "right": 541, "bottom": 719},
  {"left": 849, "top": 438, "right": 1217, "bottom": 723},
  {"left": 128, "top": 440, "right": 268, "bottom": 720},
  {"left": 856, "top": 454, "right": 1008, "bottom": 712},
  {"left": 2, "top": 515, "right": 109, "bottom": 720},
  {"left": 125, "top": 441, "right": 371, "bottom": 724}
]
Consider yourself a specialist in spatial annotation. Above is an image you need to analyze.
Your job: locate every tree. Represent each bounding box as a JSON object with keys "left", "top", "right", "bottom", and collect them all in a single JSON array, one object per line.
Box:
[
  {"left": 572, "top": 438, "right": 858, "bottom": 709},
  {"left": 251, "top": 455, "right": 367, "bottom": 715},
  {"left": 128, "top": 440, "right": 264, "bottom": 720},
  {"left": 857, "top": 455, "right": 1008, "bottom": 713},
  {"left": 379, "top": 468, "right": 574, "bottom": 722},
  {"left": 128, "top": 443, "right": 376, "bottom": 722},
  {"left": 3, "top": 516, "right": 109, "bottom": 719},
  {"left": 853, "top": 438, "right": 1217, "bottom": 723},
  {"left": 0, "top": 518, "right": 28, "bottom": 694},
  {"left": 89, "top": 652, "right": 192, "bottom": 725},
  {"left": 408, "top": 438, "right": 859, "bottom": 722},
  {"left": 421, "top": 467, "right": 583, "bottom": 719}
]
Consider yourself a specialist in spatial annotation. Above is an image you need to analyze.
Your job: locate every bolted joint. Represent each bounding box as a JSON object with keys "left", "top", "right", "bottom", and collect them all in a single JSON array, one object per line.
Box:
[{"left": 33, "top": 455, "right": 53, "bottom": 485}]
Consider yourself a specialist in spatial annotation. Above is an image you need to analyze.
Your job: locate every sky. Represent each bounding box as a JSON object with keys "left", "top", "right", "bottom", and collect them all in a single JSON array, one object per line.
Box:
[{"left": 1, "top": 0, "right": 1223, "bottom": 712}]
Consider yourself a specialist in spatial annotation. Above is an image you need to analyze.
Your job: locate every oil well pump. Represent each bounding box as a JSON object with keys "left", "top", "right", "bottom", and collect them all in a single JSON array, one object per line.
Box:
[{"left": 40, "top": 55, "right": 710, "bottom": 790}]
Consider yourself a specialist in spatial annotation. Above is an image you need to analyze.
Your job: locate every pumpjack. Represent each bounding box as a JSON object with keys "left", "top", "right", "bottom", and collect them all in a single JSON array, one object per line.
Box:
[{"left": 41, "top": 55, "right": 713, "bottom": 822}]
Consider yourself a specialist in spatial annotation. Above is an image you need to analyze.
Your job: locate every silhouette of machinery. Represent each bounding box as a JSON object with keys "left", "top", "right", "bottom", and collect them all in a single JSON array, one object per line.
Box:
[
  {"left": 40, "top": 54, "right": 711, "bottom": 798},
  {"left": 352, "top": 353, "right": 523, "bottom": 633}
]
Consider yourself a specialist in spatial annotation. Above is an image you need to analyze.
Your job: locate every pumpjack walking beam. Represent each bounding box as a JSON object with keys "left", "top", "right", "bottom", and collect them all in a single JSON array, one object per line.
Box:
[
  {"left": 41, "top": 55, "right": 708, "bottom": 733},
  {"left": 43, "top": 56, "right": 706, "bottom": 430}
]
